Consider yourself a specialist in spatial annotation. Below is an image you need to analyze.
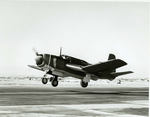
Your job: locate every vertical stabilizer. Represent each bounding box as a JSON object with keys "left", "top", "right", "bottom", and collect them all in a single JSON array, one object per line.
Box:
[
  {"left": 108, "top": 54, "right": 116, "bottom": 72},
  {"left": 108, "top": 54, "right": 116, "bottom": 60}
]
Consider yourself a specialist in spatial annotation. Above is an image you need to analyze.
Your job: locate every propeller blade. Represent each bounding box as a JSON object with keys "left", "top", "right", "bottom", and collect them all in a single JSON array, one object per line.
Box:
[{"left": 32, "top": 48, "right": 38, "bottom": 56}]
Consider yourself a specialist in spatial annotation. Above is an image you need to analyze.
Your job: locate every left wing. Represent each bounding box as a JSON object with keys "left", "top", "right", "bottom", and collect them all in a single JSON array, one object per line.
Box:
[
  {"left": 82, "top": 59, "right": 127, "bottom": 73},
  {"left": 28, "top": 65, "right": 44, "bottom": 71}
]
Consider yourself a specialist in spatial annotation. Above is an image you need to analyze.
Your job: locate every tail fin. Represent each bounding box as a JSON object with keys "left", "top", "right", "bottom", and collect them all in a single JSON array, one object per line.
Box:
[
  {"left": 108, "top": 54, "right": 116, "bottom": 72},
  {"left": 108, "top": 54, "right": 116, "bottom": 60}
]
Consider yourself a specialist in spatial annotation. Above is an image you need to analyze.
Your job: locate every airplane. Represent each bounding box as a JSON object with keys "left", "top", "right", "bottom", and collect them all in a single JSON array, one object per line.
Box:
[{"left": 28, "top": 48, "right": 133, "bottom": 88}]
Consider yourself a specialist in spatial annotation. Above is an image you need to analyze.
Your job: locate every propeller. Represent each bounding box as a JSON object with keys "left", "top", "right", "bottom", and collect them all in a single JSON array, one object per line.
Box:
[
  {"left": 32, "top": 48, "right": 39, "bottom": 56},
  {"left": 32, "top": 48, "right": 44, "bottom": 66}
]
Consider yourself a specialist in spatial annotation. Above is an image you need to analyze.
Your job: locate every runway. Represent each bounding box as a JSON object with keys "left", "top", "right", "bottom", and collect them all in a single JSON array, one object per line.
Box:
[{"left": 0, "top": 86, "right": 148, "bottom": 117}]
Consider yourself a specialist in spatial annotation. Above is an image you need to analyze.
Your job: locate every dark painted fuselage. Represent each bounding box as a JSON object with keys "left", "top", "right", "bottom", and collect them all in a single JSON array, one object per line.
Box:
[
  {"left": 42, "top": 54, "right": 89, "bottom": 79},
  {"left": 40, "top": 54, "right": 115, "bottom": 80}
]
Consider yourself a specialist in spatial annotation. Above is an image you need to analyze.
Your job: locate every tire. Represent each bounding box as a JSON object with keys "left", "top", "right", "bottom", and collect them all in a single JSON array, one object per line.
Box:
[
  {"left": 80, "top": 80, "right": 88, "bottom": 88},
  {"left": 42, "top": 78, "right": 48, "bottom": 84},
  {"left": 51, "top": 80, "right": 58, "bottom": 87}
]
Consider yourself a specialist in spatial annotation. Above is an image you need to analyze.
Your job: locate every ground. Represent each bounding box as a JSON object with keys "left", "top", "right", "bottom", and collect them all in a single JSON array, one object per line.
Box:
[
  {"left": 0, "top": 77, "right": 148, "bottom": 117},
  {"left": 0, "top": 85, "right": 148, "bottom": 117}
]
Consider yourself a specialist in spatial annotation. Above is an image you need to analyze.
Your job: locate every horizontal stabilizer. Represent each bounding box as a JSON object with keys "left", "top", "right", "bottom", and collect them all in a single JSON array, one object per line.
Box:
[
  {"left": 82, "top": 59, "right": 127, "bottom": 73},
  {"left": 111, "top": 71, "right": 133, "bottom": 77}
]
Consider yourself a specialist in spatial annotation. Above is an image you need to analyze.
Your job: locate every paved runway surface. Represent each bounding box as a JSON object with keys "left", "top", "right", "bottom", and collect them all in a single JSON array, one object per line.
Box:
[{"left": 0, "top": 86, "right": 148, "bottom": 117}]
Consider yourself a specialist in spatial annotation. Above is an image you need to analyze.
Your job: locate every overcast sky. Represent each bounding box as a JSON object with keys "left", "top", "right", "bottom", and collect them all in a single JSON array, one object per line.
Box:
[{"left": 0, "top": 1, "right": 149, "bottom": 78}]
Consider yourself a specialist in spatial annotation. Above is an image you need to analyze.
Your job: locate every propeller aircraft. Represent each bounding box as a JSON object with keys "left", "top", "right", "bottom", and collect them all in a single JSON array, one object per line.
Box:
[{"left": 28, "top": 48, "right": 133, "bottom": 88}]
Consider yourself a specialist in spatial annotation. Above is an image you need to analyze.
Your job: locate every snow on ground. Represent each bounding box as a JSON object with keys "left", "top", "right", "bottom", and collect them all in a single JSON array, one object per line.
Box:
[{"left": 0, "top": 77, "right": 148, "bottom": 88}]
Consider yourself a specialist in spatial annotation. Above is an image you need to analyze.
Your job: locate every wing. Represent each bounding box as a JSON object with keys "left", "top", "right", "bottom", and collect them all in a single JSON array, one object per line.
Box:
[
  {"left": 111, "top": 71, "right": 133, "bottom": 77},
  {"left": 82, "top": 59, "right": 127, "bottom": 73},
  {"left": 28, "top": 65, "right": 44, "bottom": 71}
]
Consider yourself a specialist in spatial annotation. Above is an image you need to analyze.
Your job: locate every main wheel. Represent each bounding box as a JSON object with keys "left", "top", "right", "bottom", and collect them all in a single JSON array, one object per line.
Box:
[
  {"left": 80, "top": 80, "right": 88, "bottom": 88},
  {"left": 42, "top": 78, "right": 48, "bottom": 84},
  {"left": 51, "top": 79, "right": 58, "bottom": 87}
]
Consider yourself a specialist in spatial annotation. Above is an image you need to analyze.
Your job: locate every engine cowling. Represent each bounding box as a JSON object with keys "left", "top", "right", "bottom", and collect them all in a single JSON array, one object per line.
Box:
[{"left": 35, "top": 55, "right": 45, "bottom": 67}]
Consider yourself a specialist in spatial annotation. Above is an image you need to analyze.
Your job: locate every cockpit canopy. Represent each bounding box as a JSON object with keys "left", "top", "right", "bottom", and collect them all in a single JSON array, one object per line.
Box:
[{"left": 61, "top": 55, "right": 90, "bottom": 66}]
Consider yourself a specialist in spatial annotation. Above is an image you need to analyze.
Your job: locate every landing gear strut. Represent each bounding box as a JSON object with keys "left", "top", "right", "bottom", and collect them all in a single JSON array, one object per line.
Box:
[
  {"left": 80, "top": 80, "right": 88, "bottom": 88},
  {"left": 50, "top": 76, "right": 58, "bottom": 87}
]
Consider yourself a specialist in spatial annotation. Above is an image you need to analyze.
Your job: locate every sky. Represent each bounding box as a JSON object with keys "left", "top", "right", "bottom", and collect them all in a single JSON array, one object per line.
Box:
[{"left": 0, "top": 1, "right": 149, "bottom": 78}]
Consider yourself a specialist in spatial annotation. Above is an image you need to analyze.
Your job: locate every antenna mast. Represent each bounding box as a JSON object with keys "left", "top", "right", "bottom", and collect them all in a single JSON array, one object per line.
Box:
[{"left": 60, "top": 47, "right": 62, "bottom": 56}]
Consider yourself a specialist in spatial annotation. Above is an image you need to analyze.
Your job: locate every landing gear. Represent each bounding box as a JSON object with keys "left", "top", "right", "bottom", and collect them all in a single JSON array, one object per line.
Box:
[
  {"left": 41, "top": 74, "right": 59, "bottom": 87},
  {"left": 42, "top": 78, "right": 48, "bottom": 84},
  {"left": 80, "top": 80, "right": 88, "bottom": 88},
  {"left": 51, "top": 76, "right": 58, "bottom": 87}
]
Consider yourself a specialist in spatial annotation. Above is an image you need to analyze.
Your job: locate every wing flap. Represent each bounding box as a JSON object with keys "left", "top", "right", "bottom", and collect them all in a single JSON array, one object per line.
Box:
[{"left": 82, "top": 59, "right": 127, "bottom": 73}]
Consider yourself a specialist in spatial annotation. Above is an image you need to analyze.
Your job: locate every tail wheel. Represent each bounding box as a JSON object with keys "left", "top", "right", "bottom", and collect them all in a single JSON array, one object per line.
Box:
[
  {"left": 80, "top": 80, "right": 88, "bottom": 88},
  {"left": 42, "top": 78, "right": 48, "bottom": 84}
]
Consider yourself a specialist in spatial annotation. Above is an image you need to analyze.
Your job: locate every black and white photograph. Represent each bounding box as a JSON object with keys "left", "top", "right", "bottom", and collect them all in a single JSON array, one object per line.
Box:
[{"left": 0, "top": 0, "right": 149, "bottom": 117}]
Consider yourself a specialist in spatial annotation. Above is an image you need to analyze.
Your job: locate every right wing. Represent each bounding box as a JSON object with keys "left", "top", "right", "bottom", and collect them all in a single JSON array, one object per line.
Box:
[
  {"left": 82, "top": 59, "right": 127, "bottom": 73},
  {"left": 111, "top": 71, "right": 133, "bottom": 77}
]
